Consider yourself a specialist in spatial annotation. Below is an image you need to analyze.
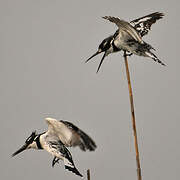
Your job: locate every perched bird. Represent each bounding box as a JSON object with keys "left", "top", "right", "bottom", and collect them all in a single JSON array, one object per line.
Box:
[
  {"left": 86, "top": 12, "right": 165, "bottom": 73},
  {"left": 12, "top": 118, "right": 97, "bottom": 177}
]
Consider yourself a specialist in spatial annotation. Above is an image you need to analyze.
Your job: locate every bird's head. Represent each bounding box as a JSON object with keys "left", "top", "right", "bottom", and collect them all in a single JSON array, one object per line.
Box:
[
  {"left": 85, "top": 35, "right": 114, "bottom": 73},
  {"left": 86, "top": 35, "right": 113, "bottom": 63},
  {"left": 98, "top": 37, "right": 112, "bottom": 52},
  {"left": 12, "top": 131, "right": 38, "bottom": 157}
]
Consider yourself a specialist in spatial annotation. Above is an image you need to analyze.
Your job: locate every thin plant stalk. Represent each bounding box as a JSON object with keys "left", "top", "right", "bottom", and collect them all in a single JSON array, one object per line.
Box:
[
  {"left": 124, "top": 51, "right": 142, "bottom": 180},
  {"left": 87, "top": 169, "right": 90, "bottom": 180}
]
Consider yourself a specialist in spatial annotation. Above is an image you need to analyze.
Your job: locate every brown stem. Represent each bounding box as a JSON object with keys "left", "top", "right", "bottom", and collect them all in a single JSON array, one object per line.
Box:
[
  {"left": 87, "top": 169, "right": 90, "bottom": 180},
  {"left": 124, "top": 51, "right": 142, "bottom": 180}
]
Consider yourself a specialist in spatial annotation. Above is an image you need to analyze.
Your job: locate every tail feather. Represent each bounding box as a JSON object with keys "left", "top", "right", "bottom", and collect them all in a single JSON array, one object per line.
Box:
[
  {"left": 64, "top": 157, "right": 83, "bottom": 177},
  {"left": 65, "top": 165, "right": 83, "bottom": 177},
  {"left": 145, "top": 51, "right": 166, "bottom": 66}
]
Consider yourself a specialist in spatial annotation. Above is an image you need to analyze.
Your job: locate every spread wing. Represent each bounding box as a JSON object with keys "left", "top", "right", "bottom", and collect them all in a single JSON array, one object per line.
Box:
[
  {"left": 130, "top": 12, "right": 164, "bottom": 37},
  {"left": 103, "top": 16, "right": 142, "bottom": 43},
  {"left": 45, "top": 118, "right": 97, "bottom": 151},
  {"left": 45, "top": 117, "right": 74, "bottom": 146},
  {"left": 60, "top": 120, "right": 97, "bottom": 151}
]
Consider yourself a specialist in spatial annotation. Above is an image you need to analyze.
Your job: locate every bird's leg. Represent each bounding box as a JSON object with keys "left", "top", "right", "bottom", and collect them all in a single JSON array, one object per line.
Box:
[{"left": 52, "top": 157, "right": 60, "bottom": 167}]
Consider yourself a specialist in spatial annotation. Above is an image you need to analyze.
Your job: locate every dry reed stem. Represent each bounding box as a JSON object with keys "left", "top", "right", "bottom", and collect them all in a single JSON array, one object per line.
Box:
[
  {"left": 124, "top": 51, "right": 142, "bottom": 180},
  {"left": 87, "top": 169, "right": 90, "bottom": 180}
]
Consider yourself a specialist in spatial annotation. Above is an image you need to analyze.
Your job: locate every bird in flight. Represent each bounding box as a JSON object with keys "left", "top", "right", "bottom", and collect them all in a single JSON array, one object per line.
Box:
[
  {"left": 86, "top": 12, "right": 165, "bottom": 73},
  {"left": 12, "top": 117, "right": 97, "bottom": 177}
]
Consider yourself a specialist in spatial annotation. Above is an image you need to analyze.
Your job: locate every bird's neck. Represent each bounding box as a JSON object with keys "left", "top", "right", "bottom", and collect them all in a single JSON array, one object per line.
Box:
[{"left": 34, "top": 134, "right": 43, "bottom": 150}]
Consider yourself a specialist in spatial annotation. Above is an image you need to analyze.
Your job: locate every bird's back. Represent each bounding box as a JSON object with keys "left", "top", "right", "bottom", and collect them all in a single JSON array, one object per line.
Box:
[{"left": 103, "top": 16, "right": 142, "bottom": 43}]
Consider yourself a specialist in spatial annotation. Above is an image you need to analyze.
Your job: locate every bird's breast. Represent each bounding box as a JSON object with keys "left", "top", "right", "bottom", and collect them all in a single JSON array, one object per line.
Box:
[{"left": 113, "top": 31, "right": 129, "bottom": 51}]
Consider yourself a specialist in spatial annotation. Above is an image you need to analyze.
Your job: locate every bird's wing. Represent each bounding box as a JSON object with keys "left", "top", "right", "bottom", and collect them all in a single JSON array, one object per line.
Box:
[
  {"left": 45, "top": 118, "right": 58, "bottom": 136},
  {"left": 45, "top": 118, "right": 97, "bottom": 151},
  {"left": 103, "top": 16, "right": 142, "bottom": 43},
  {"left": 130, "top": 12, "right": 164, "bottom": 37},
  {"left": 60, "top": 120, "right": 97, "bottom": 151},
  {"left": 45, "top": 117, "right": 74, "bottom": 146}
]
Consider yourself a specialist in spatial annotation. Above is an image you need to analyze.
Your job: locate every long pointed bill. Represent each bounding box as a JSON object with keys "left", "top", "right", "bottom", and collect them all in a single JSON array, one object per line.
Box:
[
  {"left": 85, "top": 51, "right": 101, "bottom": 63},
  {"left": 96, "top": 52, "right": 106, "bottom": 73},
  {"left": 12, "top": 144, "right": 28, "bottom": 157}
]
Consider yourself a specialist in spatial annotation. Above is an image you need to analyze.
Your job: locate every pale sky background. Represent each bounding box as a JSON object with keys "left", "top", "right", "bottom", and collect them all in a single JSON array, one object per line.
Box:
[{"left": 1, "top": 0, "right": 179, "bottom": 180}]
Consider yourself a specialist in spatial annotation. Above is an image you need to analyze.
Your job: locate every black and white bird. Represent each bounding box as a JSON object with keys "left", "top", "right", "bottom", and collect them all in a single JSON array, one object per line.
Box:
[
  {"left": 12, "top": 117, "right": 97, "bottom": 177},
  {"left": 86, "top": 12, "right": 165, "bottom": 73}
]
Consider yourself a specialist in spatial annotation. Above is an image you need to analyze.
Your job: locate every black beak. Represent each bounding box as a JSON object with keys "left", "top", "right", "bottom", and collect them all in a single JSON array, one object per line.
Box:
[
  {"left": 85, "top": 51, "right": 101, "bottom": 63},
  {"left": 96, "top": 52, "right": 107, "bottom": 73},
  {"left": 12, "top": 144, "right": 28, "bottom": 157}
]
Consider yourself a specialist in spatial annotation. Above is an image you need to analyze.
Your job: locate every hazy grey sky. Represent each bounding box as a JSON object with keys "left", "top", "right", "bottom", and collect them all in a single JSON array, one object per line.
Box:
[{"left": 1, "top": 0, "right": 179, "bottom": 180}]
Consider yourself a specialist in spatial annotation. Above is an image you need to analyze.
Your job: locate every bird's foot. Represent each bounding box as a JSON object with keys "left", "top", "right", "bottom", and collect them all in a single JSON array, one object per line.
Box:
[
  {"left": 126, "top": 53, "right": 133, "bottom": 56},
  {"left": 123, "top": 51, "right": 133, "bottom": 57}
]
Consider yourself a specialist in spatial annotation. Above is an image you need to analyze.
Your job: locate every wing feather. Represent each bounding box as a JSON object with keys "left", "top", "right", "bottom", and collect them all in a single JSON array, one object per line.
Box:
[
  {"left": 45, "top": 117, "right": 74, "bottom": 146},
  {"left": 103, "top": 16, "right": 142, "bottom": 43},
  {"left": 130, "top": 12, "right": 164, "bottom": 37},
  {"left": 60, "top": 120, "right": 97, "bottom": 151},
  {"left": 45, "top": 117, "right": 97, "bottom": 151}
]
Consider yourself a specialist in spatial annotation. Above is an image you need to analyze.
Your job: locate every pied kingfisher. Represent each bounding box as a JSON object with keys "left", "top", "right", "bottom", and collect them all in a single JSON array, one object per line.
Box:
[
  {"left": 86, "top": 12, "right": 165, "bottom": 73},
  {"left": 12, "top": 117, "right": 97, "bottom": 177}
]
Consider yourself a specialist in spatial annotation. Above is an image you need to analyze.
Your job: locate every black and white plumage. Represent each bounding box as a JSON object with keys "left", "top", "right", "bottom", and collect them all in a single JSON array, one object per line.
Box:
[
  {"left": 45, "top": 118, "right": 97, "bottom": 168},
  {"left": 86, "top": 12, "right": 165, "bottom": 73},
  {"left": 12, "top": 133, "right": 83, "bottom": 177},
  {"left": 86, "top": 35, "right": 118, "bottom": 73},
  {"left": 12, "top": 117, "right": 97, "bottom": 177},
  {"left": 130, "top": 12, "right": 164, "bottom": 37}
]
